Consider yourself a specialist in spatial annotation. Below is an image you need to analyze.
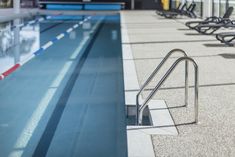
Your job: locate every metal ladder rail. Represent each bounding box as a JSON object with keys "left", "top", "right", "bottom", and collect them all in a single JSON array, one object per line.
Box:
[
  {"left": 136, "top": 49, "right": 189, "bottom": 125},
  {"left": 138, "top": 57, "right": 199, "bottom": 125}
]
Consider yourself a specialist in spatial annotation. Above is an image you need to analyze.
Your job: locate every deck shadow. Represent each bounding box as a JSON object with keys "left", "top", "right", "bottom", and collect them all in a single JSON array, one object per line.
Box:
[
  {"left": 126, "top": 82, "right": 235, "bottom": 92},
  {"left": 127, "top": 121, "right": 196, "bottom": 130},
  {"left": 178, "top": 28, "right": 190, "bottom": 31},
  {"left": 149, "top": 105, "right": 186, "bottom": 111},
  {"left": 185, "top": 33, "right": 206, "bottom": 36},
  {"left": 123, "top": 39, "right": 216, "bottom": 45},
  {"left": 203, "top": 43, "right": 230, "bottom": 47},
  {"left": 219, "top": 53, "right": 235, "bottom": 59}
]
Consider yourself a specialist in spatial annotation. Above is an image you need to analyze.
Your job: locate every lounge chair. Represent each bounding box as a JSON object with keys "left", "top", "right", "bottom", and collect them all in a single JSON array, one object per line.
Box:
[
  {"left": 216, "top": 31, "right": 235, "bottom": 46},
  {"left": 185, "top": 7, "right": 234, "bottom": 29},
  {"left": 156, "top": 2, "right": 182, "bottom": 16},
  {"left": 156, "top": 2, "right": 187, "bottom": 18},
  {"left": 194, "top": 19, "right": 235, "bottom": 35},
  {"left": 158, "top": 3, "right": 196, "bottom": 19},
  {"left": 185, "top": 3, "right": 197, "bottom": 18}
]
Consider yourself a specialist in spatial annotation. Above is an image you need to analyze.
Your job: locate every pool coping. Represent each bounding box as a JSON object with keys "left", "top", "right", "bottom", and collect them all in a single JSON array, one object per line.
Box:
[{"left": 120, "top": 12, "right": 178, "bottom": 157}]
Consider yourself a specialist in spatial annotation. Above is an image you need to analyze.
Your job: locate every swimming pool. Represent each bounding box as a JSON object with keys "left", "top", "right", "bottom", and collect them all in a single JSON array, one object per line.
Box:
[{"left": 0, "top": 14, "right": 127, "bottom": 157}]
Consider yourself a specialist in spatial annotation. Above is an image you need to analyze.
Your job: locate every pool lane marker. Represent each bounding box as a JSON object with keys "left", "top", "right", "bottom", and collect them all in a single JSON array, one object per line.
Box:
[
  {"left": 0, "top": 16, "right": 91, "bottom": 81},
  {"left": 8, "top": 18, "right": 103, "bottom": 157},
  {"left": 32, "top": 17, "right": 104, "bottom": 157}
]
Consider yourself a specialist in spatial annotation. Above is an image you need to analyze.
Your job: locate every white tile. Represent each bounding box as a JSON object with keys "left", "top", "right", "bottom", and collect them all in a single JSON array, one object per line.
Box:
[
  {"left": 121, "top": 13, "right": 178, "bottom": 157},
  {"left": 127, "top": 129, "right": 155, "bottom": 157},
  {"left": 123, "top": 60, "right": 139, "bottom": 90}
]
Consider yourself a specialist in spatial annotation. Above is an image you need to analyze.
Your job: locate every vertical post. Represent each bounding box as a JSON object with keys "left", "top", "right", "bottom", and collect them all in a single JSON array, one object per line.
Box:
[
  {"left": 131, "top": 0, "right": 135, "bottom": 10},
  {"left": 136, "top": 94, "right": 139, "bottom": 125},
  {"left": 212, "top": 0, "right": 215, "bottom": 16},
  {"left": 13, "top": 0, "right": 20, "bottom": 14},
  {"left": 201, "top": 0, "right": 203, "bottom": 18},
  {"left": 185, "top": 60, "right": 189, "bottom": 107},
  {"left": 13, "top": 19, "right": 20, "bottom": 64},
  {"left": 195, "top": 65, "right": 199, "bottom": 124},
  {"left": 225, "top": 0, "right": 229, "bottom": 11}
]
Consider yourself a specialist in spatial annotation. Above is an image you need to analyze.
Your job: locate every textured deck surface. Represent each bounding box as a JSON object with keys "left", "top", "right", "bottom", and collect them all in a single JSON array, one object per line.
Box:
[{"left": 122, "top": 10, "right": 235, "bottom": 157}]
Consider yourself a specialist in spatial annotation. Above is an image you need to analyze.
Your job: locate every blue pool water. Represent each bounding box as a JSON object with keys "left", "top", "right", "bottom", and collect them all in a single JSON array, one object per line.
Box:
[{"left": 0, "top": 14, "right": 127, "bottom": 157}]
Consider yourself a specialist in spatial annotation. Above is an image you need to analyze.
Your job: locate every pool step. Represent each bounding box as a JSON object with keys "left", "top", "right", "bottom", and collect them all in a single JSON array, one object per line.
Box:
[
  {"left": 125, "top": 91, "right": 178, "bottom": 157},
  {"left": 121, "top": 14, "right": 177, "bottom": 157},
  {"left": 125, "top": 91, "right": 178, "bottom": 135}
]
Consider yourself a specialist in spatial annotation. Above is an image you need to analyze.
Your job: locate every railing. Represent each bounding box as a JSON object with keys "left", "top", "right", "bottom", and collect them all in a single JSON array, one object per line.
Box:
[
  {"left": 136, "top": 50, "right": 199, "bottom": 126},
  {"left": 136, "top": 49, "right": 189, "bottom": 125}
]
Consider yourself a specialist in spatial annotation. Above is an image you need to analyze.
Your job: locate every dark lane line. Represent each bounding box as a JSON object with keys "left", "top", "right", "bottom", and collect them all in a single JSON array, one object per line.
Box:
[
  {"left": 40, "top": 22, "right": 65, "bottom": 33},
  {"left": 32, "top": 20, "right": 104, "bottom": 157},
  {"left": 40, "top": 19, "right": 77, "bottom": 33}
]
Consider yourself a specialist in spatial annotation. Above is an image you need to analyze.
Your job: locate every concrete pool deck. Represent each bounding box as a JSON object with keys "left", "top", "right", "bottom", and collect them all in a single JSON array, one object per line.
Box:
[{"left": 121, "top": 11, "right": 235, "bottom": 156}]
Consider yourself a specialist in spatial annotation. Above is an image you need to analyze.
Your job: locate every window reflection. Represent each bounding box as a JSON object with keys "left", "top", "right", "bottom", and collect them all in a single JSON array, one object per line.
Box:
[
  {"left": 0, "top": 0, "right": 37, "bottom": 8},
  {"left": 169, "top": 0, "right": 235, "bottom": 18},
  {"left": 219, "top": 0, "right": 228, "bottom": 16},
  {"left": 0, "top": 19, "right": 39, "bottom": 74},
  {"left": 0, "top": 0, "right": 13, "bottom": 8},
  {"left": 21, "top": 0, "right": 37, "bottom": 8},
  {"left": 170, "top": 0, "right": 203, "bottom": 17},
  {"left": 0, "top": 29, "right": 14, "bottom": 56},
  {"left": 228, "top": 0, "right": 235, "bottom": 18},
  {"left": 212, "top": 0, "right": 235, "bottom": 18}
]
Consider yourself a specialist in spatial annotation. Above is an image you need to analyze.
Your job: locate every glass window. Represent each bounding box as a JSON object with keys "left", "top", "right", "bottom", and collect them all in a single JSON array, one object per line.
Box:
[
  {"left": 21, "top": 0, "right": 38, "bottom": 8},
  {"left": 0, "top": 0, "right": 13, "bottom": 8},
  {"left": 212, "top": 0, "right": 220, "bottom": 16},
  {"left": 228, "top": 0, "right": 235, "bottom": 18},
  {"left": 219, "top": 0, "right": 228, "bottom": 16},
  {"left": 212, "top": 0, "right": 235, "bottom": 18},
  {"left": 192, "top": 0, "right": 203, "bottom": 17},
  {"left": 170, "top": 0, "right": 203, "bottom": 17}
]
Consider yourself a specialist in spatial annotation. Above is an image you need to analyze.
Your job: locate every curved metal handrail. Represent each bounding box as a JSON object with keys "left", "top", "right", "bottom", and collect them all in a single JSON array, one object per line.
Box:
[
  {"left": 136, "top": 49, "right": 189, "bottom": 125},
  {"left": 138, "top": 57, "right": 199, "bottom": 125}
]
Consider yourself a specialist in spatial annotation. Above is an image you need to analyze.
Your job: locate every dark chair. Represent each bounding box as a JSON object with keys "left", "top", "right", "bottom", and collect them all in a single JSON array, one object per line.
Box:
[
  {"left": 216, "top": 31, "right": 235, "bottom": 46},
  {"left": 157, "top": 3, "right": 188, "bottom": 18},
  {"left": 194, "top": 18, "right": 235, "bottom": 35},
  {"left": 185, "top": 7, "right": 234, "bottom": 29},
  {"left": 162, "top": 3, "right": 196, "bottom": 19},
  {"left": 156, "top": 2, "right": 182, "bottom": 16},
  {"left": 186, "top": 3, "right": 197, "bottom": 18}
]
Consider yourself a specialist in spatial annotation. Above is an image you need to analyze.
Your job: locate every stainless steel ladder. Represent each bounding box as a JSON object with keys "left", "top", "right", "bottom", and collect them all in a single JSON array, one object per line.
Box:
[{"left": 136, "top": 49, "right": 199, "bottom": 125}]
